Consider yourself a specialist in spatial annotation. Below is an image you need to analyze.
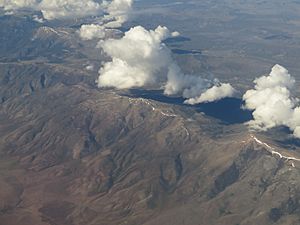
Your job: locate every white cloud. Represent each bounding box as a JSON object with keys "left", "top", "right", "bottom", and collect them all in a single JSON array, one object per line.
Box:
[
  {"left": 97, "top": 25, "right": 234, "bottom": 103},
  {"left": 171, "top": 31, "right": 180, "bottom": 37},
  {"left": 104, "top": 0, "right": 133, "bottom": 28},
  {"left": 294, "top": 125, "right": 300, "bottom": 138},
  {"left": 243, "top": 64, "right": 300, "bottom": 138},
  {"left": 86, "top": 64, "right": 94, "bottom": 71},
  {"left": 99, "top": 58, "right": 156, "bottom": 88},
  {"left": 79, "top": 24, "right": 106, "bottom": 40},
  {"left": 0, "top": 0, "right": 106, "bottom": 20},
  {"left": 0, "top": 0, "right": 134, "bottom": 23},
  {"left": 164, "top": 63, "right": 208, "bottom": 97},
  {"left": 97, "top": 25, "right": 173, "bottom": 88},
  {"left": 0, "top": 0, "right": 103, "bottom": 20},
  {"left": 184, "top": 83, "right": 236, "bottom": 104},
  {"left": 164, "top": 63, "right": 235, "bottom": 104},
  {"left": 38, "top": 0, "right": 103, "bottom": 20},
  {"left": 77, "top": 0, "right": 134, "bottom": 40},
  {"left": 0, "top": 0, "right": 37, "bottom": 11}
]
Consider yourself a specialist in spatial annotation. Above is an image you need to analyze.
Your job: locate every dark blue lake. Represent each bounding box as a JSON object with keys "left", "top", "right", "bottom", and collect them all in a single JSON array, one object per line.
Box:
[{"left": 126, "top": 89, "right": 253, "bottom": 124}]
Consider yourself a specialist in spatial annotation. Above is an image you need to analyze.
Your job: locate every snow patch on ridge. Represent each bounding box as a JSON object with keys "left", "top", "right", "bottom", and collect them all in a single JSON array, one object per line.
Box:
[{"left": 250, "top": 134, "right": 300, "bottom": 167}]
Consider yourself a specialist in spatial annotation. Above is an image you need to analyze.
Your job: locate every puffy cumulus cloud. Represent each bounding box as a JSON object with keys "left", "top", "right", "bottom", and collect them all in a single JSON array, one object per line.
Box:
[
  {"left": 243, "top": 64, "right": 300, "bottom": 138},
  {"left": 0, "top": 0, "right": 103, "bottom": 20},
  {"left": 289, "top": 107, "right": 300, "bottom": 136},
  {"left": 77, "top": 0, "right": 134, "bottom": 40},
  {"left": 0, "top": 0, "right": 133, "bottom": 23},
  {"left": 99, "top": 58, "right": 155, "bottom": 88},
  {"left": 0, "top": 0, "right": 38, "bottom": 11},
  {"left": 104, "top": 0, "right": 133, "bottom": 28},
  {"left": 97, "top": 25, "right": 174, "bottom": 88},
  {"left": 164, "top": 63, "right": 235, "bottom": 104},
  {"left": 164, "top": 63, "right": 208, "bottom": 97},
  {"left": 184, "top": 83, "right": 236, "bottom": 104},
  {"left": 38, "top": 0, "right": 103, "bottom": 20},
  {"left": 78, "top": 24, "right": 106, "bottom": 40},
  {"left": 2, "top": 0, "right": 29, "bottom": 9},
  {"left": 97, "top": 25, "right": 235, "bottom": 103}
]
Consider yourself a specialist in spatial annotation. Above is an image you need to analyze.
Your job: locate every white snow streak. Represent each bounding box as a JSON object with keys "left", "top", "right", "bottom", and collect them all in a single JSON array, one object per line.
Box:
[{"left": 250, "top": 135, "right": 300, "bottom": 167}]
